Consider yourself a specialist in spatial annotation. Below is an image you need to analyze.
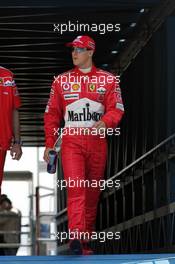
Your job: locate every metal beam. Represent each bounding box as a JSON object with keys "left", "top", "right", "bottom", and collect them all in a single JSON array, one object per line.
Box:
[{"left": 113, "top": 0, "right": 175, "bottom": 74}]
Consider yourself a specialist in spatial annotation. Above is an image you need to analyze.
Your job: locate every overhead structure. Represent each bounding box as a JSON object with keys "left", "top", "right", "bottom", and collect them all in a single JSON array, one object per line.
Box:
[{"left": 0, "top": 0, "right": 163, "bottom": 146}]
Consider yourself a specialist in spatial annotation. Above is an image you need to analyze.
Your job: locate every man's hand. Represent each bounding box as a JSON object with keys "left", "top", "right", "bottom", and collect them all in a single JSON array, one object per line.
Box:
[
  {"left": 92, "top": 120, "right": 106, "bottom": 133},
  {"left": 43, "top": 147, "right": 54, "bottom": 163},
  {"left": 10, "top": 144, "right": 22, "bottom": 160}
]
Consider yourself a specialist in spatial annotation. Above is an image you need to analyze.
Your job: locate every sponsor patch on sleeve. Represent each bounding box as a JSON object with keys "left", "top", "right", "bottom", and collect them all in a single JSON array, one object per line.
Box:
[
  {"left": 3, "top": 77, "right": 15, "bottom": 87},
  {"left": 116, "top": 103, "right": 124, "bottom": 111}
]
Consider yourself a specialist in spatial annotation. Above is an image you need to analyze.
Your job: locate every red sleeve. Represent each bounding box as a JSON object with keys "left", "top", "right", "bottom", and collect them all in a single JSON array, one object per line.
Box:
[
  {"left": 101, "top": 80, "right": 124, "bottom": 128},
  {"left": 44, "top": 79, "right": 63, "bottom": 148}
]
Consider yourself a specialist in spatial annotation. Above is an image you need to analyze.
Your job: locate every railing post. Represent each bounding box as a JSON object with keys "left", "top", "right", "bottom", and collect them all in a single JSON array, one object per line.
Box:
[{"left": 35, "top": 186, "right": 40, "bottom": 255}]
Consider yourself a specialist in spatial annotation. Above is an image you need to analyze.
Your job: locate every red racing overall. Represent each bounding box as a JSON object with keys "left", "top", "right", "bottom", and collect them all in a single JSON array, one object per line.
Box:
[{"left": 44, "top": 65, "right": 124, "bottom": 235}]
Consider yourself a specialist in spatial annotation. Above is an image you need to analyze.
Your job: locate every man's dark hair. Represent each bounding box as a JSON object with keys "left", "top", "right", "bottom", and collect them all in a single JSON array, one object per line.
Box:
[{"left": 0, "top": 196, "right": 12, "bottom": 206}]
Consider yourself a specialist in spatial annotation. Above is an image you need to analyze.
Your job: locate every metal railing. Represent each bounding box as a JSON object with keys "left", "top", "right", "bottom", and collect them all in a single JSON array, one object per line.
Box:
[
  {"left": 0, "top": 213, "right": 33, "bottom": 255},
  {"left": 35, "top": 185, "right": 57, "bottom": 255},
  {"left": 56, "top": 133, "right": 175, "bottom": 253}
]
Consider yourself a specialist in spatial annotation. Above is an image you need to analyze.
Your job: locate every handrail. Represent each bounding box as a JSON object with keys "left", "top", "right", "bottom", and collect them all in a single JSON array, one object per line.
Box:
[
  {"left": 37, "top": 238, "right": 57, "bottom": 242},
  {"left": 39, "top": 213, "right": 56, "bottom": 217},
  {"left": 35, "top": 183, "right": 57, "bottom": 255},
  {"left": 56, "top": 133, "right": 175, "bottom": 218},
  {"left": 39, "top": 192, "right": 54, "bottom": 198},
  {"left": 110, "top": 133, "right": 175, "bottom": 182},
  {"left": 0, "top": 243, "right": 32, "bottom": 248},
  {"left": 37, "top": 186, "right": 54, "bottom": 191},
  {"left": 55, "top": 208, "right": 67, "bottom": 218},
  {"left": 0, "top": 231, "right": 30, "bottom": 234}
]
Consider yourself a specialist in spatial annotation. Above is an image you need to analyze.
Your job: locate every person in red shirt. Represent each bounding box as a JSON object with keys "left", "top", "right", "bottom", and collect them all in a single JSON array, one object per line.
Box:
[
  {"left": 0, "top": 67, "right": 22, "bottom": 194},
  {"left": 44, "top": 36, "right": 124, "bottom": 254}
]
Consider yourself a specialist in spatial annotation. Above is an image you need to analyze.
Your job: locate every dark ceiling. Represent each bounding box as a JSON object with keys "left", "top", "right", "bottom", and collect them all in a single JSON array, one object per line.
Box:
[{"left": 0, "top": 0, "right": 161, "bottom": 146}]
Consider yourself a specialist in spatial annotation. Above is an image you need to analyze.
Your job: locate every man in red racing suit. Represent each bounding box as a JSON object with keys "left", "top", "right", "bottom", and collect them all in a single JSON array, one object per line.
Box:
[
  {"left": 44, "top": 36, "right": 124, "bottom": 254},
  {"left": 0, "top": 66, "right": 22, "bottom": 195}
]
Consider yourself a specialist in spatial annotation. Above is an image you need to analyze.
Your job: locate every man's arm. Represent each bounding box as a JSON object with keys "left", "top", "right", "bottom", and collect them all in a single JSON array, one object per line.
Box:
[
  {"left": 93, "top": 79, "right": 124, "bottom": 131},
  {"left": 100, "top": 80, "right": 124, "bottom": 128},
  {"left": 43, "top": 79, "right": 63, "bottom": 163},
  {"left": 10, "top": 109, "right": 22, "bottom": 160}
]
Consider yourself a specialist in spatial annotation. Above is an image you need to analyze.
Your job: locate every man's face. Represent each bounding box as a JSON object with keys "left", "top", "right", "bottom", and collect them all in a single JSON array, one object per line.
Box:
[{"left": 71, "top": 47, "right": 93, "bottom": 67}]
